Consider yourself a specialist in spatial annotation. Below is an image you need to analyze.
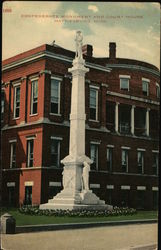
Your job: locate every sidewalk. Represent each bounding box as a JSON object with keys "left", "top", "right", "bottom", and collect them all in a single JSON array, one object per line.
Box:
[{"left": 1, "top": 223, "right": 157, "bottom": 250}]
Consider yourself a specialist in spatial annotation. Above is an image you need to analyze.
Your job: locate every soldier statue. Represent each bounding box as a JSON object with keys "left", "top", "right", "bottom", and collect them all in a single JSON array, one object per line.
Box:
[
  {"left": 82, "top": 161, "right": 90, "bottom": 191},
  {"left": 75, "top": 30, "right": 83, "bottom": 59}
]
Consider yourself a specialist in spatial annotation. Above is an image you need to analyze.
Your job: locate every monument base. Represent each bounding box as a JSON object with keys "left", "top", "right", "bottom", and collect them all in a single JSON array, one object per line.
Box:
[
  {"left": 39, "top": 189, "right": 113, "bottom": 211},
  {"left": 39, "top": 203, "right": 112, "bottom": 211}
]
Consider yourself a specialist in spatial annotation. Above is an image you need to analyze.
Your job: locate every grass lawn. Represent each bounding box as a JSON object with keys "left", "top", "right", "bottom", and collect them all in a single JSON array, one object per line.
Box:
[{"left": 1, "top": 208, "right": 158, "bottom": 226}]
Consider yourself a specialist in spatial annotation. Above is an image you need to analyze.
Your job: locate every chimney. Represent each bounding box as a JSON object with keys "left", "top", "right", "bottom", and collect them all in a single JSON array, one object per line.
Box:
[
  {"left": 109, "top": 42, "right": 116, "bottom": 59},
  {"left": 82, "top": 44, "right": 93, "bottom": 57}
]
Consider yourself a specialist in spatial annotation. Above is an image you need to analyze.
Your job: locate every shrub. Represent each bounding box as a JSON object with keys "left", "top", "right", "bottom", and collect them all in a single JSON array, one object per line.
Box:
[{"left": 18, "top": 205, "right": 137, "bottom": 217}]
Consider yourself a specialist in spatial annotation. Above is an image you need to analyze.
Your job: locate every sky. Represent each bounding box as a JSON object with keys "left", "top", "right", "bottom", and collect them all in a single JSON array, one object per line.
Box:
[{"left": 2, "top": 1, "right": 160, "bottom": 68}]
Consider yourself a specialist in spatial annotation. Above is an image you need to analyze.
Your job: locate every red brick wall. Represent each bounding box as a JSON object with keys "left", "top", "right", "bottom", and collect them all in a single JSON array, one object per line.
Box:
[{"left": 19, "top": 169, "right": 41, "bottom": 205}]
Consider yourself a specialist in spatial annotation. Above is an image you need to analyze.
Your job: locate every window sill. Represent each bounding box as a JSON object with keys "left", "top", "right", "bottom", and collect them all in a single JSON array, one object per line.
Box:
[
  {"left": 50, "top": 113, "right": 62, "bottom": 116},
  {"left": 120, "top": 89, "right": 129, "bottom": 91},
  {"left": 49, "top": 166, "right": 63, "bottom": 169},
  {"left": 30, "top": 113, "right": 38, "bottom": 117},
  {"left": 89, "top": 119, "right": 99, "bottom": 123},
  {"left": 12, "top": 117, "right": 20, "bottom": 120}
]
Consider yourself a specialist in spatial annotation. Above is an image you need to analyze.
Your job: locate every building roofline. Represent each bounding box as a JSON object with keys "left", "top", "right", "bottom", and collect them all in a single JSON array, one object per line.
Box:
[{"left": 2, "top": 43, "right": 160, "bottom": 77}]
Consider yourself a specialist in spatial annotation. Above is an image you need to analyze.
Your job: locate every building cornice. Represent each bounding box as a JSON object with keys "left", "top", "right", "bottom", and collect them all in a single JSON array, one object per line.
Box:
[
  {"left": 107, "top": 90, "right": 160, "bottom": 106},
  {"left": 2, "top": 51, "right": 111, "bottom": 73},
  {"left": 106, "top": 63, "right": 160, "bottom": 78}
]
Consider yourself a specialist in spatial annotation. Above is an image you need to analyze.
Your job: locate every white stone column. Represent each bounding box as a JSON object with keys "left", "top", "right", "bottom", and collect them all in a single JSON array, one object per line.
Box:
[
  {"left": 131, "top": 105, "right": 135, "bottom": 135},
  {"left": 39, "top": 31, "right": 109, "bottom": 210},
  {"left": 68, "top": 59, "right": 88, "bottom": 158},
  {"left": 146, "top": 108, "right": 150, "bottom": 136},
  {"left": 115, "top": 102, "right": 119, "bottom": 132}
]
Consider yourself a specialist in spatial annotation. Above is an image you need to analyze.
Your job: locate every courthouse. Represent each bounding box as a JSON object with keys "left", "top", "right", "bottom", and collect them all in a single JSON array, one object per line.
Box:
[{"left": 1, "top": 42, "right": 159, "bottom": 210}]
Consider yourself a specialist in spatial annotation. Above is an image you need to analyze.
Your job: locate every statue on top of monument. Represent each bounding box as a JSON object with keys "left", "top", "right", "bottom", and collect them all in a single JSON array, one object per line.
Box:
[
  {"left": 82, "top": 161, "right": 90, "bottom": 191},
  {"left": 75, "top": 30, "right": 83, "bottom": 59}
]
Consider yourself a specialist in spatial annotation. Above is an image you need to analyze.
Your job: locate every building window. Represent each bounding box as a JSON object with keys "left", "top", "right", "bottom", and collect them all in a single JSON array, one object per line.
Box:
[
  {"left": 24, "top": 186, "right": 32, "bottom": 205},
  {"left": 120, "top": 190, "right": 130, "bottom": 207},
  {"left": 90, "top": 144, "right": 98, "bottom": 170},
  {"left": 121, "top": 149, "right": 128, "bottom": 172},
  {"left": 156, "top": 83, "right": 160, "bottom": 98},
  {"left": 119, "top": 105, "right": 131, "bottom": 134},
  {"left": 152, "top": 191, "right": 158, "bottom": 210},
  {"left": 107, "top": 147, "right": 113, "bottom": 172},
  {"left": 137, "top": 151, "right": 144, "bottom": 174},
  {"left": 152, "top": 153, "right": 158, "bottom": 175},
  {"left": 8, "top": 187, "right": 15, "bottom": 206},
  {"left": 27, "top": 140, "right": 34, "bottom": 167},
  {"left": 106, "top": 101, "right": 115, "bottom": 132},
  {"left": 31, "top": 80, "right": 38, "bottom": 115},
  {"left": 1, "top": 91, "right": 4, "bottom": 121},
  {"left": 13, "top": 86, "right": 20, "bottom": 118},
  {"left": 89, "top": 88, "right": 98, "bottom": 121},
  {"left": 120, "top": 78, "right": 129, "bottom": 91},
  {"left": 51, "top": 139, "right": 60, "bottom": 167},
  {"left": 51, "top": 78, "right": 61, "bottom": 114},
  {"left": 10, "top": 142, "right": 16, "bottom": 168},
  {"left": 137, "top": 190, "right": 145, "bottom": 210},
  {"left": 142, "top": 80, "right": 149, "bottom": 96},
  {"left": 106, "top": 189, "right": 113, "bottom": 205}
]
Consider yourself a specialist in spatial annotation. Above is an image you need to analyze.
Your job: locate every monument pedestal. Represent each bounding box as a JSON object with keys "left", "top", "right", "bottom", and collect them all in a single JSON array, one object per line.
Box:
[
  {"left": 40, "top": 154, "right": 112, "bottom": 210},
  {"left": 40, "top": 31, "right": 113, "bottom": 211}
]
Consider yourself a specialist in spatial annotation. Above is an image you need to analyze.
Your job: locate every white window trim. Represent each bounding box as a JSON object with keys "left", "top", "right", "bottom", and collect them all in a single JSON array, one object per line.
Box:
[
  {"left": 106, "top": 185, "right": 114, "bottom": 189},
  {"left": 90, "top": 141, "right": 101, "bottom": 145},
  {"left": 9, "top": 139, "right": 17, "bottom": 143},
  {"left": 137, "top": 148, "right": 146, "bottom": 152},
  {"left": 152, "top": 187, "right": 158, "bottom": 191},
  {"left": 12, "top": 81, "right": 21, "bottom": 87},
  {"left": 119, "top": 75, "right": 131, "bottom": 79},
  {"left": 50, "top": 77, "right": 61, "bottom": 115},
  {"left": 90, "top": 183, "right": 100, "bottom": 188},
  {"left": 142, "top": 78, "right": 150, "bottom": 83},
  {"left": 121, "top": 185, "right": 130, "bottom": 190},
  {"left": 89, "top": 88, "right": 99, "bottom": 121},
  {"left": 13, "top": 85, "right": 20, "bottom": 119},
  {"left": 29, "top": 75, "right": 39, "bottom": 81},
  {"left": 26, "top": 135, "right": 36, "bottom": 140},
  {"left": 107, "top": 144, "right": 114, "bottom": 148},
  {"left": 152, "top": 150, "right": 159, "bottom": 153},
  {"left": 137, "top": 186, "right": 146, "bottom": 190},
  {"left": 50, "top": 136, "right": 63, "bottom": 141},
  {"left": 30, "top": 80, "right": 38, "bottom": 115},
  {"left": 25, "top": 181, "right": 34, "bottom": 186},
  {"left": 51, "top": 76, "right": 62, "bottom": 81},
  {"left": 120, "top": 77, "right": 129, "bottom": 91},
  {"left": 121, "top": 146, "right": 131, "bottom": 150},
  {"left": 49, "top": 181, "right": 61, "bottom": 187},
  {"left": 89, "top": 85, "right": 100, "bottom": 90},
  {"left": 7, "top": 182, "right": 15, "bottom": 187}
]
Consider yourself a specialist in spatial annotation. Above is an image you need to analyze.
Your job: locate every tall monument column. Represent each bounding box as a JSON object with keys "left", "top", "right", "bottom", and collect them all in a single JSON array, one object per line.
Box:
[{"left": 40, "top": 31, "right": 112, "bottom": 210}]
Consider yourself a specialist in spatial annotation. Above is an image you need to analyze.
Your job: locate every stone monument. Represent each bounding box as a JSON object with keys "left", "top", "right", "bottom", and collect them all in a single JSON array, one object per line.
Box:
[{"left": 40, "top": 31, "right": 112, "bottom": 210}]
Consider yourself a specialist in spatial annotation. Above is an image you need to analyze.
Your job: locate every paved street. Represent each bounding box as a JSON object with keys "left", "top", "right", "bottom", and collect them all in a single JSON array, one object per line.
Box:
[{"left": 1, "top": 223, "right": 157, "bottom": 250}]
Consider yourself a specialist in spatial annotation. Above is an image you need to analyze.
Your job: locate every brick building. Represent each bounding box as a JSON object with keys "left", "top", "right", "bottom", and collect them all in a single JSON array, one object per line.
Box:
[{"left": 1, "top": 42, "right": 159, "bottom": 210}]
